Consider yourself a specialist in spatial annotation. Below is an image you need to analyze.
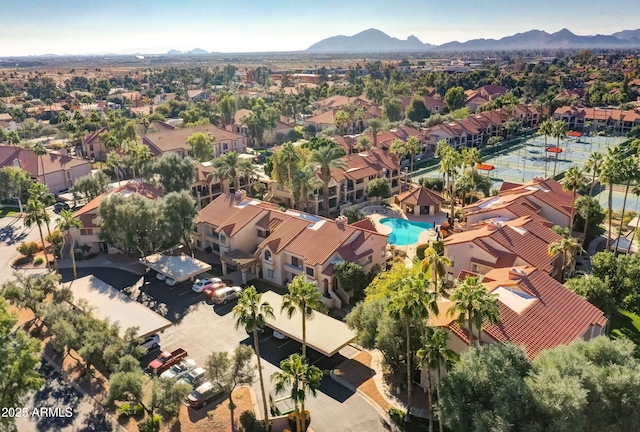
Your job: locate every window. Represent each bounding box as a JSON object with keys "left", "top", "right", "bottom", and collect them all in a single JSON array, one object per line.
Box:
[
  {"left": 291, "top": 256, "right": 300, "bottom": 268},
  {"left": 267, "top": 269, "right": 275, "bottom": 279},
  {"left": 257, "top": 230, "right": 265, "bottom": 238},
  {"left": 89, "top": 144, "right": 94, "bottom": 151},
  {"left": 264, "top": 250, "right": 272, "bottom": 262},
  {"left": 223, "top": 142, "right": 229, "bottom": 150},
  {"left": 80, "top": 228, "right": 93, "bottom": 235},
  {"left": 213, "top": 243, "right": 220, "bottom": 252},
  {"left": 196, "top": 240, "right": 202, "bottom": 248},
  {"left": 306, "top": 267, "right": 314, "bottom": 277},
  {"left": 220, "top": 234, "right": 226, "bottom": 244}
]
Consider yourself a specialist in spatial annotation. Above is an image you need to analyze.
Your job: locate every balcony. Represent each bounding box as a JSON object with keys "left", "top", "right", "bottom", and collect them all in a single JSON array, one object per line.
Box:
[{"left": 283, "top": 263, "right": 304, "bottom": 275}]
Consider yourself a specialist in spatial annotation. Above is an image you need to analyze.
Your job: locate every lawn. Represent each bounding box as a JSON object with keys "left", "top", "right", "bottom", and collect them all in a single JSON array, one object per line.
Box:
[
  {"left": 0, "top": 207, "right": 19, "bottom": 218},
  {"left": 244, "top": 278, "right": 287, "bottom": 295},
  {"left": 608, "top": 309, "right": 640, "bottom": 349}
]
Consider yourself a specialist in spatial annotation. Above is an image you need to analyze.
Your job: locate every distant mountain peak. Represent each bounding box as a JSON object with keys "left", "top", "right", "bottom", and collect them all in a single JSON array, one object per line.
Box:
[{"left": 306, "top": 28, "right": 430, "bottom": 53}]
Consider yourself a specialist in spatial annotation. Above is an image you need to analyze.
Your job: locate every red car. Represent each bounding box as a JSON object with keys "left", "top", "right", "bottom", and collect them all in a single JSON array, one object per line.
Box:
[
  {"left": 146, "top": 348, "right": 188, "bottom": 375},
  {"left": 202, "top": 281, "right": 227, "bottom": 298}
]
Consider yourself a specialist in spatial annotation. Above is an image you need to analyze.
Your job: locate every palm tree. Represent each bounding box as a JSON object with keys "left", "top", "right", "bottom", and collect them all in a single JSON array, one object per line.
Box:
[
  {"left": 617, "top": 156, "right": 640, "bottom": 239},
  {"left": 601, "top": 147, "right": 622, "bottom": 250},
  {"left": 562, "top": 166, "right": 588, "bottom": 230},
  {"left": 551, "top": 120, "right": 568, "bottom": 177},
  {"left": 582, "top": 152, "right": 603, "bottom": 238},
  {"left": 389, "top": 138, "right": 407, "bottom": 164},
  {"left": 282, "top": 276, "right": 327, "bottom": 358},
  {"left": 307, "top": 145, "right": 346, "bottom": 217},
  {"left": 56, "top": 209, "right": 83, "bottom": 279},
  {"left": 28, "top": 182, "right": 58, "bottom": 271},
  {"left": 280, "top": 142, "right": 299, "bottom": 187},
  {"left": 538, "top": 119, "right": 554, "bottom": 177},
  {"left": 367, "top": 118, "right": 383, "bottom": 148},
  {"left": 32, "top": 142, "right": 48, "bottom": 187},
  {"left": 271, "top": 354, "right": 323, "bottom": 432},
  {"left": 448, "top": 275, "right": 500, "bottom": 346},
  {"left": 417, "top": 327, "right": 459, "bottom": 432},
  {"left": 421, "top": 247, "right": 451, "bottom": 293},
  {"left": 549, "top": 236, "right": 584, "bottom": 282},
  {"left": 503, "top": 119, "right": 519, "bottom": 141},
  {"left": 355, "top": 136, "right": 372, "bottom": 153},
  {"left": 387, "top": 274, "right": 439, "bottom": 418},
  {"left": 24, "top": 198, "right": 51, "bottom": 270},
  {"left": 292, "top": 166, "right": 323, "bottom": 212},
  {"left": 405, "top": 136, "right": 422, "bottom": 175},
  {"left": 238, "top": 158, "right": 258, "bottom": 194},
  {"left": 106, "top": 151, "right": 124, "bottom": 185},
  {"left": 627, "top": 182, "right": 640, "bottom": 254},
  {"left": 438, "top": 145, "right": 462, "bottom": 227},
  {"left": 233, "top": 287, "right": 274, "bottom": 429},
  {"left": 212, "top": 151, "right": 241, "bottom": 193}
]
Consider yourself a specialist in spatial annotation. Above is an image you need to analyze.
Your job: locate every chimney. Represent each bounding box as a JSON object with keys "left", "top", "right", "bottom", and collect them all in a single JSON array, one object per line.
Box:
[
  {"left": 335, "top": 215, "right": 348, "bottom": 228},
  {"left": 235, "top": 189, "right": 247, "bottom": 200}
]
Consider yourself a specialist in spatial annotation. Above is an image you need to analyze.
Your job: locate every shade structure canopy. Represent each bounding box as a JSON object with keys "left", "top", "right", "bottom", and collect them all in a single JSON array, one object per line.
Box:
[
  {"left": 476, "top": 163, "right": 495, "bottom": 171},
  {"left": 260, "top": 291, "right": 356, "bottom": 357},
  {"left": 141, "top": 253, "right": 212, "bottom": 282},
  {"left": 568, "top": 131, "right": 583, "bottom": 137},
  {"left": 546, "top": 147, "right": 563, "bottom": 154},
  {"left": 66, "top": 275, "right": 172, "bottom": 338}
]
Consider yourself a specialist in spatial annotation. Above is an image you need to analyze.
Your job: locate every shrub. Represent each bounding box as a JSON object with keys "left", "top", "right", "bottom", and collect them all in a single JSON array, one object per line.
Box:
[
  {"left": 240, "top": 410, "right": 257, "bottom": 431},
  {"left": 138, "top": 414, "right": 161, "bottom": 432},
  {"left": 17, "top": 241, "right": 40, "bottom": 257},
  {"left": 416, "top": 244, "right": 429, "bottom": 260},
  {"left": 33, "top": 256, "right": 45, "bottom": 265},
  {"left": 287, "top": 410, "right": 311, "bottom": 432},
  {"left": 117, "top": 403, "right": 144, "bottom": 418},
  {"left": 74, "top": 252, "right": 85, "bottom": 261},
  {"left": 432, "top": 241, "right": 444, "bottom": 256},
  {"left": 418, "top": 177, "right": 444, "bottom": 192}
]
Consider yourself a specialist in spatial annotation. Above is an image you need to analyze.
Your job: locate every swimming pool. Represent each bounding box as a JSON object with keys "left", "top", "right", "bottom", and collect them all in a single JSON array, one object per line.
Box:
[{"left": 379, "top": 218, "right": 435, "bottom": 246}]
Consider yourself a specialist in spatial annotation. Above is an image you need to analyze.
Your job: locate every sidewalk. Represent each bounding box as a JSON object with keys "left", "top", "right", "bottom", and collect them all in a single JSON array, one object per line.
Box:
[{"left": 57, "top": 253, "right": 147, "bottom": 275}]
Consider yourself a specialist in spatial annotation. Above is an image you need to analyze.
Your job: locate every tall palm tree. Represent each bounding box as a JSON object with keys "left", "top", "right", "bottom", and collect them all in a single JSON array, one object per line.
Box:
[
  {"left": 282, "top": 276, "right": 327, "bottom": 358},
  {"left": 24, "top": 198, "right": 51, "bottom": 270},
  {"left": 56, "top": 209, "right": 83, "bottom": 279},
  {"left": 582, "top": 152, "right": 603, "bottom": 239},
  {"left": 617, "top": 156, "right": 640, "bottom": 238},
  {"left": 439, "top": 147, "right": 462, "bottom": 227},
  {"left": 271, "top": 354, "right": 323, "bottom": 432},
  {"left": 538, "top": 119, "right": 554, "bottom": 178},
  {"left": 32, "top": 142, "right": 48, "bottom": 188},
  {"left": 405, "top": 136, "right": 422, "bottom": 175},
  {"left": 238, "top": 158, "right": 258, "bottom": 194},
  {"left": 307, "top": 145, "right": 346, "bottom": 217},
  {"left": 367, "top": 118, "right": 383, "bottom": 148},
  {"left": 549, "top": 236, "right": 584, "bottom": 282},
  {"left": 626, "top": 182, "right": 640, "bottom": 254},
  {"left": 105, "top": 151, "right": 124, "bottom": 185},
  {"left": 28, "top": 182, "right": 58, "bottom": 272},
  {"left": 389, "top": 138, "right": 407, "bottom": 164},
  {"left": 233, "top": 287, "right": 274, "bottom": 429},
  {"left": 280, "top": 142, "right": 299, "bottom": 187},
  {"left": 387, "top": 274, "right": 439, "bottom": 418},
  {"left": 562, "top": 166, "right": 588, "bottom": 230},
  {"left": 292, "top": 166, "right": 323, "bottom": 212},
  {"left": 448, "top": 275, "right": 500, "bottom": 346},
  {"left": 355, "top": 136, "right": 372, "bottom": 153},
  {"left": 213, "top": 151, "right": 241, "bottom": 193},
  {"left": 421, "top": 246, "right": 451, "bottom": 293},
  {"left": 601, "top": 146, "right": 622, "bottom": 250},
  {"left": 551, "top": 120, "right": 568, "bottom": 177},
  {"left": 417, "top": 327, "right": 459, "bottom": 432}
]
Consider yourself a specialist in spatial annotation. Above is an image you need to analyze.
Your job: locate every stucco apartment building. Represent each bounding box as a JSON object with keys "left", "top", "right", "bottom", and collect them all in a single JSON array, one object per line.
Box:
[
  {"left": 142, "top": 124, "right": 247, "bottom": 159},
  {"left": 553, "top": 105, "right": 640, "bottom": 135},
  {"left": 196, "top": 191, "right": 388, "bottom": 307},
  {"left": 0, "top": 145, "right": 91, "bottom": 194},
  {"left": 420, "top": 266, "right": 607, "bottom": 389}
]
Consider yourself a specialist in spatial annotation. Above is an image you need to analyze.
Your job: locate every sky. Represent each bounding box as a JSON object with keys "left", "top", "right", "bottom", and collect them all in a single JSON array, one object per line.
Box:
[{"left": 2, "top": 0, "right": 640, "bottom": 56}]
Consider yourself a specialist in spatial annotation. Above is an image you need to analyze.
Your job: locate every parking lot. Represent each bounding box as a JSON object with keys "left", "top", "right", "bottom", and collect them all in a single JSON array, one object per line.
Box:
[{"left": 60, "top": 267, "right": 388, "bottom": 432}]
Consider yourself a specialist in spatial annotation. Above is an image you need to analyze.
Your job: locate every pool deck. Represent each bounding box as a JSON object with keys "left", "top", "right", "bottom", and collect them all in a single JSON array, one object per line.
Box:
[{"left": 362, "top": 204, "right": 448, "bottom": 258}]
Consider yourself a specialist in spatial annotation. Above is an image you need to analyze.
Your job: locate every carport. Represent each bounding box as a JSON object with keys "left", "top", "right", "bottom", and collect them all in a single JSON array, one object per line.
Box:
[
  {"left": 67, "top": 275, "right": 172, "bottom": 338},
  {"left": 260, "top": 291, "right": 356, "bottom": 357},
  {"left": 141, "top": 253, "right": 212, "bottom": 283}
]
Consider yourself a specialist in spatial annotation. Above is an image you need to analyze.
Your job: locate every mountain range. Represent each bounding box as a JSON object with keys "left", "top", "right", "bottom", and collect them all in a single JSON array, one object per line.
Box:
[{"left": 305, "top": 28, "right": 640, "bottom": 53}]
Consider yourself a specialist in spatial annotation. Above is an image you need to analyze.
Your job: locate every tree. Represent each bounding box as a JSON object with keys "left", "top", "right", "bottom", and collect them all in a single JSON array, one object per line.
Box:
[
  {"left": 233, "top": 286, "right": 274, "bottom": 429},
  {"left": 291, "top": 166, "right": 322, "bottom": 212},
  {"left": 270, "top": 354, "right": 323, "bottom": 432},
  {"left": 334, "top": 261, "right": 367, "bottom": 297},
  {"left": 600, "top": 146, "right": 622, "bottom": 250},
  {"left": 70, "top": 171, "right": 110, "bottom": 205},
  {"left": 551, "top": 120, "right": 567, "bottom": 177},
  {"left": 162, "top": 191, "right": 198, "bottom": 253},
  {"left": 56, "top": 209, "right": 83, "bottom": 279},
  {"left": 406, "top": 97, "right": 431, "bottom": 123},
  {"left": 24, "top": 198, "right": 51, "bottom": 270},
  {"left": 212, "top": 151, "right": 241, "bottom": 193},
  {"left": 186, "top": 132, "right": 214, "bottom": 162},
  {"left": 307, "top": 145, "right": 346, "bottom": 217},
  {"left": 439, "top": 344, "right": 538, "bottom": 432},
  {"left": 366, "top": 177, "right": 392, "bottom": 201},
  {"left": 343, "top": 207, "right": 366, "bottom": 224},
  {"left": 387, "top": 273, "right": 439, "bottom": 417},
  {"left": 205, "top": 345, "right": 256, "bottom": 428},
  {"left": 150, "top": 377, "right": 192, "bottom": 419},
  {"left": 443, "top": 86, "right": 466, "bottom": 111},
  {"left": 417, "top": 328, "right": 458, "bottom": 432},
  {"left": 561, "top": 166, "right": 587, "bottom": 229},
  {"left": 367, "top": 118, "right": 383, "bottom": 148},
  {"left": 389, "top": 138, "right": 407, "bottom": 162},
  {"left": 105, "top": 355, "right": 147, "bottom": 412},
  {"left": 382, "top": 97, "right": 403, "bottom": 122},
  {"left": 0, "top": 166, "right": 32, "bottom": 214},
  {"left": 437, "top": 140, "right": 462, "bottom": 227},
  {"left": 582, "top": 151, "right": 603, "bottom": 236},
  {"left": 448, "top": 275, "right": 500, "bottom": 346},
  {"left": 32, "top": 141, "right": 49, "bottom": 187},
  {"left": 616, "top": 155, "right": 640, "bottom": 238},
  {"left": 538, "top": 119, "right": 554, "bottom": 177},
  {"left": 549, "top": 236, "right": 584, "bottom": 283},
  {"left": 365, "top": 79, "right": 385, "bottom": 105},
  {"left": 241, "top": 98, "right": 279, "bottom": 147},
  {"left": 1, "top": 271, "right": 62, "bottom": 328},
  {"left": 421, "top": 246, "right": 451, "bottom": 293},
  {"left": 144, "top": 153, "right": 196, "bottom": 193},
  {"left": 106, "top": 151, "right": 124, "bottom": 185},
  {"left": 0, "top": 297, "right": 45, "bottom": 432},
  {"left": 282, "top": 276, "right": 327, "bottom": 358},
  {"left": 405, "top": 136, "right": 422, "bottom": 175},
  {"left": 216, "top": 93, "right": 236, "bottom": 128},
  {"left": 354, "top": 136, "right": 372, "bottom": 153},
  {"left": 278, "top": 141, "right": 300, "bottom": 188},
  {"left": 503, "top": 118, "right": 520, "bottom": 140},
  {"left": 574, "top": 196, "right": 605, "bottom": 239},
  {"left": 564, "top": 275, "right": 616, "bottom": 318}
]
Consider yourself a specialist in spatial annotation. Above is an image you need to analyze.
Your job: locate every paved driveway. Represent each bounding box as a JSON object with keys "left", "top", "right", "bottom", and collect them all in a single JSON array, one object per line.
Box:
[
  {"left": 0, "top": 214, "right": 44, "bottom": 285},
  {"left": 69, "top": 267, "right": 389, "bottom": 432}
]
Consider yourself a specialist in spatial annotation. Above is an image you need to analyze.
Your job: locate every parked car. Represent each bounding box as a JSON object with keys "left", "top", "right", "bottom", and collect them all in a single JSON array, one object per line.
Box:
[
  {"left": 202, "top": 281, "right": 227, "bottom": 297},
  {"left": 140, "top": 334, "right": 160, "bottom": 352},
  {"left": 211, "top": 286, "right": 242, "bottom": 305},
  {"left": 165, "top": 277, "right": 178, "bottom": 287},
  {"left": 146, "top": 348, "right": 188, "bottom": 375},
  {"left": 272, "top": 330, "right": 287, "bottom": 340},
  {"left": 177, "top": 367, "right": 206, "bottom": 388},
  {"left": 188, "top": 381, "right": 224, "bottom": 409},
  {"left": 53, "top": 201, "right": 70, "bottom": 213},
  {"left": 160, "top": 358, "right": 197, "bottom": 381},
  {"left": 192, "top": 277, "right": 223, "bottom": 293},
  {"left": 156, "top": 273, "right": 167, "bottom": 281}
]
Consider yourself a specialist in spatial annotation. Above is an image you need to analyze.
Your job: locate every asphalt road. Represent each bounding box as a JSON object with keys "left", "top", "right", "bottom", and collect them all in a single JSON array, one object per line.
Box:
[
  {"left": 71, "top": 267, "right": 390, "bottom": 432},
  {"left": 15, "top": 362, "right": 113, "bottom": 432},
  {"left": 0, "top": 213, "right": 44, "bottom": 285}
]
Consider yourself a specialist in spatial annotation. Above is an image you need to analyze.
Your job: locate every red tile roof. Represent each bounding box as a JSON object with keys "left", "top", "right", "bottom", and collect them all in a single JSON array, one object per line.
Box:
[
  {"left": 0, "top": 145, "right": 90, "bottom": 177},
  {"left": 395, "top": 186, "right": 445, "bottom": 207}
]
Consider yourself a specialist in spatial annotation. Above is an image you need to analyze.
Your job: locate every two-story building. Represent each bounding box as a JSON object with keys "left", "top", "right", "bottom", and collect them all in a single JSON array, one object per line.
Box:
[{"left": 142, "top": 125, "right": 247, "bottom": 159}]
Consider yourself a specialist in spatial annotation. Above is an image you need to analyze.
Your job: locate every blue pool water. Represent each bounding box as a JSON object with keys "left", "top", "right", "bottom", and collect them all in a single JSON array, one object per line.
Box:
[{"left": 379, "top": 218, "right": 435, "bottom": 246}]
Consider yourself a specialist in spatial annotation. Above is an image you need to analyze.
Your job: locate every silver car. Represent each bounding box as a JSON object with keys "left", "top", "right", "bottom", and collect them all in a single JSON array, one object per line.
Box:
[
  {"left": 177, "top": 367, "right": 206, "bottom": 388},
  {"left": 159, "top": 359, "right": 196, "bottom": 381}
]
